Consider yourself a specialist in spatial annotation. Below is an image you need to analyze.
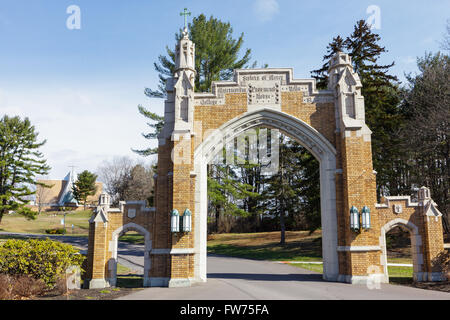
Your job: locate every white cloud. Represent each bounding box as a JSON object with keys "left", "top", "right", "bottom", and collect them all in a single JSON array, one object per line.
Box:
[
  {"left": 253, "top": 0, "right": 280, "bottom": 22},
  {"left": 401, "top": 56, "right": 416, "bottom": 65}
]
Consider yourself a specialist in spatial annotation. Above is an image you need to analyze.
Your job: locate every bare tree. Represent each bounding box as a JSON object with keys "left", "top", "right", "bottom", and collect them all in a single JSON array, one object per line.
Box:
[
  {"left": 35, "top": 177, "right": 54, "bottom": 214},
  {"left": 122, "top": 164, "right": 154, "bottom": 204},
  {"left": 401, "top": 53, "right": 450, "bottom": 233},
  {"left": 97, "top": 157, "right": 155, "bottom": 206},
  {"left": 440, "top": 19, "right": 450, "bottom": 51},
  {"left": 96, "top": 157, "right": 134, "bottom": 205}
]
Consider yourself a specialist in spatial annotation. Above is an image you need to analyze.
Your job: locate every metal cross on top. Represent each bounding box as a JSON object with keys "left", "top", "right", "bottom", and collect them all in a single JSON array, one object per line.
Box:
[{"left": 180, "top": 8, "right": 191, "bottom": 29}]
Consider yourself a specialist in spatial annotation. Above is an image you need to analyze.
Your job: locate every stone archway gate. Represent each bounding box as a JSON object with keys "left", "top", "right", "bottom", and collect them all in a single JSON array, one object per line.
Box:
[{"left": 85, "top": 29, "right": 447, "bottom": 288}]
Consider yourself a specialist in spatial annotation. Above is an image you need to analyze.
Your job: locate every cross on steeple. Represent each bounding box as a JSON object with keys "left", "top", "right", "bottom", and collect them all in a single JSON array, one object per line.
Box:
[{"left": 180, "top": 8, "right": 191, "bottom": 30}]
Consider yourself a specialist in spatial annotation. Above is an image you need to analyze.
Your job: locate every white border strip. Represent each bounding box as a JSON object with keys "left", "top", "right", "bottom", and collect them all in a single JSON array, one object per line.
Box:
[
  {"left": 337, "top": 246, "right": 381, "bottom": 252},
  {"left": 151, "top": 248, "right": 195, "bottom": 255}
]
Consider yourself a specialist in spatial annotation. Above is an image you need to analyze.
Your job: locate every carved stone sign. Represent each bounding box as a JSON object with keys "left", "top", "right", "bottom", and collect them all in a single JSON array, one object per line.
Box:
[
  {"left": 128, "top": 208, "right": 136, "bottom": 219},
  {"left": 194, "top": 69, "right": 334, "bottom": 106}
]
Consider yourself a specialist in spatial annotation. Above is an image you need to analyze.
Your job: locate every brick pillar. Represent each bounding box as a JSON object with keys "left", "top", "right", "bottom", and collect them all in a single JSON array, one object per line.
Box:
[
  {"left": 329, "top": 51, "right": 382, "bottom": 283},
  {"left": 149, "top": 141, "right": 173, "bottom": 286},
  {"left": 419, "top": 188, "right": 446, "bottom": 281},
  {"left": 168, "top": 133, "right": 195, "bottom": 287},
  {"left": 87, "top": 209, "right": 109, "bottom": 289},
  {"left": 338, "top": 130, "right": 382, "bottom": 283}
]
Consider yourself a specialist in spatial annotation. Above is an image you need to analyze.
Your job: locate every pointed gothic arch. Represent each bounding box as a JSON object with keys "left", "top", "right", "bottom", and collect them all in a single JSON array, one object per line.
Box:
[{"left": 192, "top": 108, "right": 339, "bottom": 282}]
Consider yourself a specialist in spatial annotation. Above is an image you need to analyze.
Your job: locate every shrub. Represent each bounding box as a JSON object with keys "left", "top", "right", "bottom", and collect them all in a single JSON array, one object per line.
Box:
[
  {"left": 10, "top": 275, "right": 47, "bottom": 299},
  {"left": 0, "top": 274, "right": 46, "bottom": 300},
  {"left": 45, "top": 228, "right": 66, "bottom": 235},
  {"left": 0, "top": 274, "right": 12, "bottom": 300},
  {"left": 0, "top": 238, "right": 85, "bottom": 288}
]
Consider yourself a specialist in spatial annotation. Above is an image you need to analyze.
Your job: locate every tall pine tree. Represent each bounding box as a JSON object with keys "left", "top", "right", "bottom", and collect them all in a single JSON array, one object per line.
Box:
[
  {"left": 72, "top": 170, "right": 98, "bottom": 210},
  {"left": 0, "top": 115, "right": 50, "bottom": 223}
]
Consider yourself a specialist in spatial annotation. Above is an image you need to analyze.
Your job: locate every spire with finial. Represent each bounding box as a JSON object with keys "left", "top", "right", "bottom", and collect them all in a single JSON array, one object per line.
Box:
[{"left": 180, "top": 8, "right": 191, "bottom": 38}]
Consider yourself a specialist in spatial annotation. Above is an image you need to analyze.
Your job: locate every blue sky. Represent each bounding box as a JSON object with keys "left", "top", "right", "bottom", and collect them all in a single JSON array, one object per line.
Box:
[{"left": 0, "top": 0, "right": 449, "bottom": 179}]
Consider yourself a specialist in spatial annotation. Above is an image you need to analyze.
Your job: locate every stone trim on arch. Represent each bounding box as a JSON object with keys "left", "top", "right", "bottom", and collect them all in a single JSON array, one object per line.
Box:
[
  {"left": 379, "top": 218, "right": 423, "bottom": 283},
  {"left": 192, "top": 108, "right": 339, "bottom": 283},
  {"left": 195, "top": 108, "right": 337, "bottom": 164}
]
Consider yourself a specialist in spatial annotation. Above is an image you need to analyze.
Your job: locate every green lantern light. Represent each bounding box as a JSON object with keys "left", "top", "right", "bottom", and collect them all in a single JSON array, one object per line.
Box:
[
  {"left": 361, "top": 206, "right": 371, "bottom": 230},
  {"left": 171, "top": 209, "right": 180, "bottom": 233},
  {"left": 182, "top": 209, "right": 192, "bottom": 232},
  {"left": 350, "top": 206, "right": 360, "bottom": 232}
]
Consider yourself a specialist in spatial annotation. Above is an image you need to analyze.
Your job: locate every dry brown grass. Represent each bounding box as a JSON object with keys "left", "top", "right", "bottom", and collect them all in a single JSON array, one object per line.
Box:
[
  {"left": 208, "top": 230, "right": 322, "bottom": 247},
  {"left": 0, "top": 274, "right": 47, "bottom": 300},
  {"left": 207, "top": 230, "right": 323, "bottom": 261}
]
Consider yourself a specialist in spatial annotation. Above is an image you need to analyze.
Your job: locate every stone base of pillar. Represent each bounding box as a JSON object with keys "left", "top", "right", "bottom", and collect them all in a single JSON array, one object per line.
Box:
[
  {"left": 88, "top": 279, "right": 110, "bottom": 289},
  {"left": 168, "top": 278, "right": 192, "bottom": 288},
  {"left": 337, "top": 274, "right": 387, "bottom": 286},
  {"left": 322, "top": 273, "right": 339, "bottom": 282},
  {"left": 414, "top": 272, "right": 446, "bottom": 282},
  {"left": 149, "top": 277, "right": 169, "bottom": 287}
]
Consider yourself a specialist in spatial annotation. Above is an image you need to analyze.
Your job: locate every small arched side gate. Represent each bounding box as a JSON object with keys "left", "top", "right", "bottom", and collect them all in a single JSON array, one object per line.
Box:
[
  {"left": 85, "top": 195, "right": 154, "bottom": 289},
  {"left": 107, "top": 222, "right": 152, "bottom": 287},
  {"left": 85, "top": 30, "right": 447, "bottom": 289},
  {"left": 376, "top": 188, "right": 446, "bottom": 283}
]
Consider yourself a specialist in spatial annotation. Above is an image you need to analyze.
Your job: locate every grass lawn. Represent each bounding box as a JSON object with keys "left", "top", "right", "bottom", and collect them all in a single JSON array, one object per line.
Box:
[
  {"left": 207, "top": 231, "right": 323, "bottom": 262},
  {"left": 116, "top": 263, "right": 144, "bottom": 288},
  {"left": 0, "top": 210, "right": 92, "bottom": 236},
  {"left": 118, "top": 232, "right": 145, "bottom": 245}
]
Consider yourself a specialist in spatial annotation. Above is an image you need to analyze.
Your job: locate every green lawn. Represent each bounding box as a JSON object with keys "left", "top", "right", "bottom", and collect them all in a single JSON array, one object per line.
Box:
[
  {"left": 0, "top": 210, "right": 92, "bottom": 236},
  {"left": 116, "top": 263, "right": 144, "bottom": 288},
  {"left": 118, "top": 233, "right": 145, "bottom": 245},
  {"left": 207, "top": 231, "right": 323, "bottom": 262}
]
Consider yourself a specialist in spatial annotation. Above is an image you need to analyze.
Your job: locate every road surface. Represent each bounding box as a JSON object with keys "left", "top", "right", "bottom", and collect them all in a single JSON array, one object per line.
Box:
[{"left": 118, "top": 255, "right": 450, "bottom": 300}]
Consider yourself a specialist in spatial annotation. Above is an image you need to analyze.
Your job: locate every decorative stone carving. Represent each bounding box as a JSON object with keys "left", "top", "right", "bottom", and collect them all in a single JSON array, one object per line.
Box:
[
  {"left": 394, "top": 204, "right": 403, "bottom": 214},
  {"left": 128, "top": 208, "right": 136, "bottom": 219},
  {"left": 194, "top": 69, "right": 333, "bottom": 108}
]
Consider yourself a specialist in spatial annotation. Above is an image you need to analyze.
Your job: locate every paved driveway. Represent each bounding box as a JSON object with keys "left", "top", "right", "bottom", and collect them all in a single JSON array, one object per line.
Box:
[{"left": 118, "top": 255, "right": 450, "bottom": 300}]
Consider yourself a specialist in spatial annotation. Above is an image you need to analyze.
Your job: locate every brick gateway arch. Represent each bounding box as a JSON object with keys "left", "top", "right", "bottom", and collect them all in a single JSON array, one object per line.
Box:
[{"left": 85, "top": 30, "right": 447, "bottom": 289}]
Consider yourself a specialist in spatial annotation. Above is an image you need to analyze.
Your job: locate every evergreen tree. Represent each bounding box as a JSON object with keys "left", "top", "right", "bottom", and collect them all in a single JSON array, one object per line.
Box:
[
  {"left": 72, "top": 170, "right": 98, "bottom": 210},
  {"left": 133, "top": 14, "right": 254, "bottom": 156},
  {"left": 296, "top": 150, "right": 321, "bottom": 234},
  {"left": 345, "top": 21, "right": 404, "bottom": 198},
  {"left": 0, "top": 115, "right": 50, "bottom": 223},
  {"left": 311, "top": 35, "right": 345, "bottom": 89},
  {"left": 312, "top": 20, "right": 404, "bottom": 198},
  {"left": 261, "top": 135, "right": 320, "bottom": 244},
  {"left": 208, "top": 164, "right": 257, "bottom": 233}
]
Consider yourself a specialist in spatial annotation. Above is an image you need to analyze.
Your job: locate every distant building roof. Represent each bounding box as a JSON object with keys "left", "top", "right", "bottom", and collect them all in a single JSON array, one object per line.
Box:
[{"left": 35, "top": 171, "right": 102, "bottom": 207}]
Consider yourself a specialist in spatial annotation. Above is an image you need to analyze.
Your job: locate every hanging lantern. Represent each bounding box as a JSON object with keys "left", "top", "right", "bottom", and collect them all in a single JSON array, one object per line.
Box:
[
  {"left": 182, "top": 209, "right": 192, "bottom": 233},
  {"left": 361, "top": 206, "right": 371, "bottom": 230},
  {"left": 350, "top": 206, "right": 360, "bottom": 232},
  {"left": 171, "top": 209, "right": 180, "bottom": 233}
]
